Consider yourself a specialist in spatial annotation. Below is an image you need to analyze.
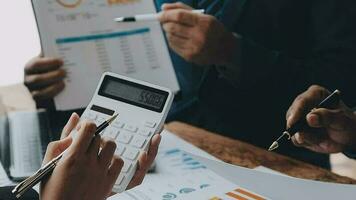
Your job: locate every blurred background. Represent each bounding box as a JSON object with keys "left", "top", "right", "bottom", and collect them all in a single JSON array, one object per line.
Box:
[{"left": 0, "top": 1, "right": 40, "bottom": 86}]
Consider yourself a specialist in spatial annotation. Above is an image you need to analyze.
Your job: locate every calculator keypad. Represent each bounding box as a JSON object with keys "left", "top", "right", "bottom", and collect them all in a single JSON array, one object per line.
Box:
[
  {"left": 84, "top": 110, "right": 158, "bottom": 192},
  {"left": 117, "top": 131, "right": 133, "bottom": 144},
  {"left": 124, "top": 124, "right": 138, "bottom": 133}
]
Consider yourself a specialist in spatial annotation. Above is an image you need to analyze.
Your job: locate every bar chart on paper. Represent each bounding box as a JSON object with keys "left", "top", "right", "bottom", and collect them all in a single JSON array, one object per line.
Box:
[
  {"left": 33, "top": 0, "right": 179, "bottom": 110},
  {"left": 210, "top": 188, "right": 268, "bottom": 200}
]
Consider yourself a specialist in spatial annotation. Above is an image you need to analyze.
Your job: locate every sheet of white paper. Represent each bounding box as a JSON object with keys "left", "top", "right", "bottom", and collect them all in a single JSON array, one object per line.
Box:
[
  {"left": 32, "top": 0, "right": 180, "bottom": 110},
  {"left": 0, "top": 162, "right": 13, "bottom": 187},
  {"left": 108, "top": 130, "right": 222, "bottom": 200},
  {"left": 178, "top": 180, "right": 271, "bottom": 200},
  {"left": 159, "top": 130, "right": 220, "bottom": 161},
  {"left": 253, "top": 166, "right": 289, "bottom": 177},
  {"left": 193, "top": 155, "right": 356, "bottom": 200},
  {"left": 8, "top": 111, "right": 43, "bottom": 178}
]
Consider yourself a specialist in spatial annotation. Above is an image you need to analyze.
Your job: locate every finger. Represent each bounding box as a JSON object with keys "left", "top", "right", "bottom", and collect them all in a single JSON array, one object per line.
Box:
[
  {"left": 166, "top": 33, "right": 190, "bottom": 50},
  {"left": 159, "top": 9, "right": 198, "bottom": 26},
  {"left": 286, "top": 85, "right": 330, "bottom": 128},
  {"left": 316, "top": 140, "right": 345, "bottom": 153},
  {"left": 309, "top": 108, "right": 351, "bottom": 131},
  {"left": 61, "top": 113, "right": 80, "bottom": 139},
  {"left": 87, "top": 134, "right": 101, "bottom": 155},
  {"left": 301, "top": 140, "right": 344, "bottom": 154},
  {"left": 70, "top": 121, "right": 97, "bottom": 154},
  {"left": 161, "top": 2, "right": 193, "bottom": 11},
  {"left": 98, "top": 140, "right": 117, "bottom": 167},
  {"left": 146, "top": 134, "right": 161, "bottom": 166},
  {"left": 162, "top": 22, "right": 192, "bottom": 39},
  {"left": 108, "top": 156, "right": 124, "bottom": 179},
  {"left": 25, "top": 57, "right": 63, "bottom": 75},
  {"left": 31, "top": 81, "right": 65, "bottom": 101},
  {"left": 25, "top": 69, "right": 66, "bottom": 90},
  {"left": 42, "top": 137, "right": 72, "bottom": 165},
  {"left": 292, "top": 131, "right": 325, "bottom": 148},
  {"left": 127, "top": 134, "right": 161, "bottom": 189},
  {"left": 127, "top": 151, "right": 148, "bottom": 189}
]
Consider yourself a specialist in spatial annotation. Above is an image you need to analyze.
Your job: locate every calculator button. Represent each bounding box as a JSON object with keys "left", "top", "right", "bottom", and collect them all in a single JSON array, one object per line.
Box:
[
  {"left": 113, "top": 121, "right": 125, "bottom": 129},
  {"left": 131, "top": 135, "right": 146, "bottom": 148},
  {"left": 138, "top": 129, "right": 152, "bottom": 137},
  {"left": 105, "top": 128, "right": 119, "bottom": 140},
  {"left": 123, "top": 148, "right": 139, "bottom": 160},
  {"left": 116, "top": 174, "right": 125, "bottom": 185},
  {"left": 121, "top": 161, "right": 132, "bottom": 173},
  {"left": 115, "top": 145, "right": 126, "bottom": 156},
  {"left": 96, "top": 117, "right": 105, "bottom": 125},
  {"left": 144, "top": 121, "right": 156, "bottom": 128},
  {"left": 117, "top": 131, "right": 133, "bottom": 144},
  {"left": 85, "top": 112, "right": 97, "bottom": 120},
  {"left": 124, "top": 124, "right": 138, "bottom": 133}
]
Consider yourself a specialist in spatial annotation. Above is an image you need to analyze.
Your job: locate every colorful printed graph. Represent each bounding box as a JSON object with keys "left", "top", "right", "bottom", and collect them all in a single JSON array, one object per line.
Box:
[
  {"left": 56, "top": 0, "right": 83, "bottom": 8},
  {"left": 162, "top": 148, "right": 207, "bottom": 171},
  {"left": 210, "top": 188, "right": 266, "bottom": 200},
  {"left": 107, "top": 0, "right": 140, "bottom": 6}
]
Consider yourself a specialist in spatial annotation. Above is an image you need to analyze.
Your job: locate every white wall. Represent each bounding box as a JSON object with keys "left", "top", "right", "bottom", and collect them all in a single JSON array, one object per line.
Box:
[{"left": 0, "top": 1, "right": 41, "bottom": 86}]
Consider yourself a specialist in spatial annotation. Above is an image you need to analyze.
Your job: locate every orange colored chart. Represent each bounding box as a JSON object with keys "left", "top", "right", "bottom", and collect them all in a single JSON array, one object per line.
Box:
[
  {"left": 107, "top": 0, "right": 140, "bottom": 6},
  {"left": 56, "top": 0, "right": 83, "bottom": 8},
  {"left": 210, "top": 188, "right": 266, "bottom": 200}
]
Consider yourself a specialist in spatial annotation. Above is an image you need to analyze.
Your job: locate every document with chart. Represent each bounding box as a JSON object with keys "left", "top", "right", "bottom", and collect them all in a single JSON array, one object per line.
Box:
[{"left": 32, "top": 0, "right": 180, "bottom": 110}]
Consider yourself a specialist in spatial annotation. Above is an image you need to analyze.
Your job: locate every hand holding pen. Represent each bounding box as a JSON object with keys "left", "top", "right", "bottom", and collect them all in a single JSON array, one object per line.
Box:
[
  {"left": 13, "top": 113, "right": 119, "bottom": 199},
  {"left": 12, "top": 113, "right": 161, "bottom": 199},
  {"left": 270, "top": 85, "right": 356, "bottom": 154}
]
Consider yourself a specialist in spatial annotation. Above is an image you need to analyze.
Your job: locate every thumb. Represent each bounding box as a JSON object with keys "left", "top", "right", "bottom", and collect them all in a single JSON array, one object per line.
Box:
[
  {"left": 308, "top": 108, "right": 350, "bottom": 131},
  {"left": 161, "top": 2, "right": 193, "bottom": 11},
  {"left": 42, "top": 137, "right": 72, "bottom": 165}
]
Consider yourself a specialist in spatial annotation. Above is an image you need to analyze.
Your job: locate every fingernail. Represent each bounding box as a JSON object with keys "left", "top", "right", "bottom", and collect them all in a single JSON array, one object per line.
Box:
[
  {"left": 308, "top": 113, "right": 320, "bottom": 126},
  {"left": 287, "top": 114, "right": 293, "bottom": 123},
  {"left": 295, "top": 133, "right": 303, "bottom": 144},
  {"left": 143, "top": 151, "right": 148, "bottom": 161},
  {"left": 320, "top": 142, "right": 329, "bottom": 150},
  {"left": 70, "top": 112, "right": 77, "bottom": 119},
  {"left": 161, "top": 3, "right": 166, "bottom": 9}
]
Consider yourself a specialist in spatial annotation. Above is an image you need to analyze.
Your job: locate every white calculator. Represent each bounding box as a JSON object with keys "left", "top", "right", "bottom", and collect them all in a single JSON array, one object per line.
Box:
[{"left": 81, "top": 72, "right": 174, "bottom": 193}]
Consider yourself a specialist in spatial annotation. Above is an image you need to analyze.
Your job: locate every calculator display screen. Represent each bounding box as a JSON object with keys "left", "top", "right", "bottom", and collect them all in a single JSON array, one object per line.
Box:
[{"left": 98, "top": 76, "right": 169, "bottom": 113}]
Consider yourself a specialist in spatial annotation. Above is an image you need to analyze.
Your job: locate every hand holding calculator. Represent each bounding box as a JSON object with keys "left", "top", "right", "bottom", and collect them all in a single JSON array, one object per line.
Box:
[{"left": 81, "top": 72, "right": 174, "bottom": 193}]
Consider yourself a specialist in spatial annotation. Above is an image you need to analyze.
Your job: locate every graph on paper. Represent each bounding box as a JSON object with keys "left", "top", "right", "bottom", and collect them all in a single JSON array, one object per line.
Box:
[
  {"left": 32, "top": 0, "right": 179, "bottom": 110},
  {"left": 210, "top": 187, "right": 268, "bottom": 200}
]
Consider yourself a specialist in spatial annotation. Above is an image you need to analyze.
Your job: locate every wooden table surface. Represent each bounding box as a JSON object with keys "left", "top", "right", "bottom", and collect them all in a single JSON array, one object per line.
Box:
[{"left": 166, "top": 121, "right": 356, "bottom": 184}]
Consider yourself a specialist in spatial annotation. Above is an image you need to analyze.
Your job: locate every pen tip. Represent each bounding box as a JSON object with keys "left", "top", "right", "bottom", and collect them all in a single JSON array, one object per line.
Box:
[
  {"left": 114, "top": 17, "right": 124, "bottom": 22},
  {"left": 108, "top": 114, "right": 118, "bottom": 124},
  {"left": 268, "top": 141, "right": 279, "bottom": 151}
]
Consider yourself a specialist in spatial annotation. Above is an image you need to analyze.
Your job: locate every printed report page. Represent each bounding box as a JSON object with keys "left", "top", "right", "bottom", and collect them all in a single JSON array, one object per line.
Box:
[{"left": 32, "top": 0, "right": 180, "bottom": 110}]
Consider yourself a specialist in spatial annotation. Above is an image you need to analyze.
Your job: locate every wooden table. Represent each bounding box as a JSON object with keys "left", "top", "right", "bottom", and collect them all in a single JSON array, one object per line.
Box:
[{"left": 166, "top": 121, "right": 356, "bottom": 184}]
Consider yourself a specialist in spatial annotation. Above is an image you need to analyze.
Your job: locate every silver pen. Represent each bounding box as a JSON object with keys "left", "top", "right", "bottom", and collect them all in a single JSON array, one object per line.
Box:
[{"left": 114, "top": 9, "right": 205, "bottom": 22}]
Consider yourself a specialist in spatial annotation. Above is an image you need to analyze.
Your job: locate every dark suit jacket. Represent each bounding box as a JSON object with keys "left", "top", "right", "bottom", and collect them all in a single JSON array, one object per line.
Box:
[
  {"left": 0, "top": 186, "right": 38, "bottom": 200},
  {"left": 178, "top": 0, "right": 356, "bottom": 168}
]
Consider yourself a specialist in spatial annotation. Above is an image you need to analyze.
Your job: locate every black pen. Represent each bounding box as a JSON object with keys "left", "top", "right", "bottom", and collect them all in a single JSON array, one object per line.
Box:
[
  {"left": 268, "top": 90, "right": 341, "bottom": 151},
  {"left": 12, "top": 114, "right": 118, "bottom": 198}
]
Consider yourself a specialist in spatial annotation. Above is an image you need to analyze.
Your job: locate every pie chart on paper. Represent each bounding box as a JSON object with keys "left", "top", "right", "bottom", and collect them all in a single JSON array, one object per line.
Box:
[{"left": 56, "top": 0, "right": 83, "bottom": 8}]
